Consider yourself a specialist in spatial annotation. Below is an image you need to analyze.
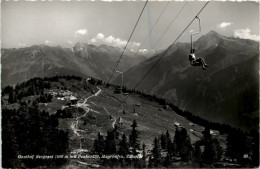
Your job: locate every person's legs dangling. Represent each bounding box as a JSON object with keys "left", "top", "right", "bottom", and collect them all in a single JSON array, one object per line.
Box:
[{"left": 196, "top": 58, "right": 206, "bottom": 69}]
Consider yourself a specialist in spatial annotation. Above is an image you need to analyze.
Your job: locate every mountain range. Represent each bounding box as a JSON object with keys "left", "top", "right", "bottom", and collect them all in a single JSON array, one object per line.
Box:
[
  {"left": 1, "top": 42, "right": 147, "bottom": 86},
  {"left": 114, "top": 30, "right": 259, "bottom": 130},
  {"left": 1, "top": 30, "right": 259, "bottom": 130}
]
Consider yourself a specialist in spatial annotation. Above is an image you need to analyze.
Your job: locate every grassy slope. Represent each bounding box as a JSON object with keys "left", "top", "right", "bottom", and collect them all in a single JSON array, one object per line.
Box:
[
  {"left": 44, "top": 78, "right": 226, "bottom": 157},
  {"left": 2, "top": 77, "right": 227, "bottom": 167}
]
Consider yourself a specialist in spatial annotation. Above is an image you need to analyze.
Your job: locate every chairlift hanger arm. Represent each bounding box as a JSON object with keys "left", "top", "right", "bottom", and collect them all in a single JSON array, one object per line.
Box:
[
  {"left": 191, "top": 16, "right": 201, "bottom": 52},
  {"left": 115, "top": 70, "right": 124, "bottom": 87},
  {"left": 192, "top": 16, "right": 201, "bottom": 36}
]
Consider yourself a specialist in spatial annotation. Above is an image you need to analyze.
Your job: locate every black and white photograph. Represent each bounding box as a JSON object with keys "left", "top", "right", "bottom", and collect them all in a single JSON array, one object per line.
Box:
[{"left": 1, "top": 0, "right": 259, "bottom": 168}]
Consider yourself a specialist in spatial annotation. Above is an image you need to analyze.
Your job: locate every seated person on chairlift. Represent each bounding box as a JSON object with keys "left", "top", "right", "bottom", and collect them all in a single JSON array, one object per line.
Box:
[{"left": 189, "top": 49, "right": 208, "bottom": 70}]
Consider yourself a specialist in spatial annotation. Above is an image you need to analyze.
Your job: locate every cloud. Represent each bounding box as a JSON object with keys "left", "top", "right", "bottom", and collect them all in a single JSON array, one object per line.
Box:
[
  {"left": 96, "top": 33, "right": 105, "bottom": 39},
  {"left": 90, "top": 38, "right": 97, "bottom": 43},
  {"left": 91, "top": 33, "right": 140, "bottom": 48},
  {"left": 45, "top": 40, "right": 53, "bottom": 45},
  {"left": 132, "top": 42, "right": 141, "bottom": 47},
  {"left": 18, "top": 43, "right": 26, "bottom": 47},
  {"left": 234, "top": 28, "right": 259, "bottom": 41},
  {"left": 74, "top": 29, "right": 88, "bottom": 36},
  {"left": 217, "top": 22, "right": 233, "bottom": 28},
  {"left": 104, "top": 35, "right": 114, "bottom": 43},
  {"left": 138, "top": 49, "right": 148, "bottom": 53},
  {"left": 104, "top": 35, "right": 127, "bottom": 47},
  {"left": 67, "top": 40, "right": 74, "bottom": 45}
]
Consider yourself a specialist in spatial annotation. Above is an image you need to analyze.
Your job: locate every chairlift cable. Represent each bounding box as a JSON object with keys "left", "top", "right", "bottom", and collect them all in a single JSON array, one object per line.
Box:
[
  {"left": 94, "top": 0, "right": 149, "bottom": 108},
  {"left": 131, "top": 1, "right": 171, "bottom": 57},
  {"left": 112, "top": 1, "right": 210, "bottom": 111},
  {"left": 127, "top": 1, "right": 188, "bottom": 67},
  {"left": 107, "top": 0, "right": 149, "bottom": 85},
  {"left": 153, "top": 1, "right": 189, "bottom": 49},
  {"left": 133, "top": 1, "right": 210, "bottom": 90},
  {"left": 147, "top": 1, "right": 170, "bottom": 49},
  {"left": 115, "top": 2, "right": 187, "bottom": 94},
  {"left": 94, "top": 1, "right": 210, "bottom": 126}
]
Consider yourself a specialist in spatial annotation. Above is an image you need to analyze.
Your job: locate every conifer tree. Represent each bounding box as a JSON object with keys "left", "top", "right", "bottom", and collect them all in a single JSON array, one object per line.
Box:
[
  {"left": 203, "top": 126, "right": 211, "bottom": 143},
  {"left": 118, "top": 134, "right": 129, "bottom": 157},
  {"left": 166, "top": 130, "right": 174, "bottom": 156},
  {"left": 193, "top": 141, "right": 202, "bottom": 162},
  {"left": 213, "top": 138, "right": 222, "bottom": 161},
  {"left": 160, "top": 132, "right": 166, "bottom": 150},
  {"left": 8, "top": 91, "right": 15, "bottom": 103},
  {"left": 141, "top": 142, "right": 146, "bottom": 167},
  {"left": 164, "top": 153, "right": 172, "bottom": 167},
  {"left": 174, "top": 127, "right": 193, "bottom": 161},
  {"left": 94, "top": 132, "right": 105, "bottom": 156},
  {"left": 202, "top": 128, "right": 222, "bottom": 165},
  {"left": 104, "top": 130, "right": 117, "bottom": 154},
  {"left": 151, "top": 137, "right": 161, "bottom": 167},
  {"left": 129, "top": 119, "right": 140, "bottom": 155},
  {"left": 202, "top": 139, "right": 217, "bottom": 165},
  {"left": 226, "top": 129, "right": 250, "bottom": 163},
  {"left": 148, "top": 156, "right": 153, "bottom": 168}
]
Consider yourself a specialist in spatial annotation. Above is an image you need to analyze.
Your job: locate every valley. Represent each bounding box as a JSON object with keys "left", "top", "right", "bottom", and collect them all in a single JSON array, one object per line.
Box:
[{"left": 114, "top": 31, "right": 259, "bottom": 131}]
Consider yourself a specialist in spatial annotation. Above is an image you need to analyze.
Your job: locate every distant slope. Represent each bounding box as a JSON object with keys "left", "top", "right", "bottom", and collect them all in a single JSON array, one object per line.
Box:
[
  {"left": 116, "top": 31, "right": 259, "bottom": 130},
  {"left": 1, "top": 43, "right": 147, "bottom": 86}
]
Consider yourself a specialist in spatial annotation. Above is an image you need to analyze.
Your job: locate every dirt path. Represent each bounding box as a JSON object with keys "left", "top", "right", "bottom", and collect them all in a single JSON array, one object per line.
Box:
[{"left": 70, "top": 87, "right": 102, "bottom": 153}]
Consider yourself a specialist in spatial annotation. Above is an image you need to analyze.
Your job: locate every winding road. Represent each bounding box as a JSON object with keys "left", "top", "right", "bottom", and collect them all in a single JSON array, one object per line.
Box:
[{"left": 70, "top": 87, "right": 102, "bottom": 153}]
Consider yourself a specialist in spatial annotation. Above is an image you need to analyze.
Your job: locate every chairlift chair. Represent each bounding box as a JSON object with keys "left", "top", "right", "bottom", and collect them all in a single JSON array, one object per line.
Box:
[
  {"left": 188, "top": 16, "right": 209, "bottom": 70},
  {"left": 114, "top": 86, "right": 122, "bottom": 94},
  {"left": 189, "top": 16, "right": 201, "bottom": 64},
  {"left": 114, "top": 70, "right": 124, "bottom": 94}
]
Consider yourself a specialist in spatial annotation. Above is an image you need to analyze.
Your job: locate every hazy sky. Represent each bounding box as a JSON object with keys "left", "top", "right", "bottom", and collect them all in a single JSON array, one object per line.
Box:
[{"left": 1, "top": 1, "right": 259, "bottom": 51}]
